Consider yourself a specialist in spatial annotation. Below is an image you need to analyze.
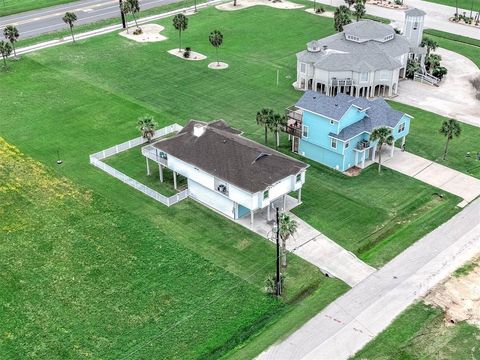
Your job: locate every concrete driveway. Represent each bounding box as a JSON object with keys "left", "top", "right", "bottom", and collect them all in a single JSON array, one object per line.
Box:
[
  {"left": 257, "top": 198, "right": 480, "bottom": 360},
  {"left": 235, "top": 196, "right": 376, "bottom": 287},
  {"left": 396, "top": 48, "right": 480, "bottom": 127},
  {"left": 382, "top": 150, "right": 480, "bottom": 207}
]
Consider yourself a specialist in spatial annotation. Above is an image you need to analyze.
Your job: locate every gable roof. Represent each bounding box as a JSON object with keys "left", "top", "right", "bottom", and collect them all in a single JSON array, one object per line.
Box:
[
  {"left": 296, "top": 91, "right": 410, "bottom": 141},
  {"left": 152, "top": 120, "right": 308, "bottom": 193}
]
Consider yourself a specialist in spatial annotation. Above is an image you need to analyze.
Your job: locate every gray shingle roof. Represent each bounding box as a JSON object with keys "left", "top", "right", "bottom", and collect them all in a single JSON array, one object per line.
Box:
[
  {"left": 152, "top": 120, "right": 308, "bottom": 193},
  {"left": 296, "top": 91, "right": 409, "bottom": 141},
  {"left": 343, "top": 20, "right": 394, "bottom": 41},
  {"left": 405, "top": 8, "right": 426, "bottom": 17},
  {"left": 297, "top": 21, "right": 410, "bottom": 72}
]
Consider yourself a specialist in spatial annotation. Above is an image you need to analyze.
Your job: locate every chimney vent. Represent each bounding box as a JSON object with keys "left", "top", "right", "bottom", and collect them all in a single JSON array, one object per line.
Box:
[{"left": 193, "top": 124, "right": 206, "bottom": 137}]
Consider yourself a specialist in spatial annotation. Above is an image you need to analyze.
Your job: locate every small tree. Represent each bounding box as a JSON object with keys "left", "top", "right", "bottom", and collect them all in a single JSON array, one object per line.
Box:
[
  {"left": 420, "top": 37, "right": 438, "bottom": 57},
  {"left": 256, "top": 108, "right": 274, "bottom": 145},
  {"left": 127, "top": 0, "right": 140, "bottom": 29},
  {"left": 405, "top": 59, "right": 420, "bottom": 79},
  {"left": 439, "top": 119, "right": 461, "bottom": 160},
  {"left": 3, "top": 25, "right": 19, "bottom": 58},
  {"left": 370, "top": 127, "right": 394, "bottom": 173},
  {"left": 279, "top": 213, "right": 298, "bottom": 268},
  {"left": 265, "top": 273, "right": 286, "bottom": 296},
  {"left": 334, "top": 6, "right": 352, "bottom": 32},
  {"left": 62, "top": 12, "right": 77, "bottom": 43},
  {"left": 270, "top": 113, "right": 286, "bottom": 149},
  {"left": 432, "top": 66, "right": 448, "bottom": 80},
  {"left": 121, "top": 1, "right": 132, "bottom": 33},
  {"left": 209, "top": 29, "right": 223, "bottom": 66},
  {"left": 172, "top": 14, "right": 188, "bottom": 51},
  {"left": 353, "top": 0, "right": 366, "bottom": 21},
  {"left": 426, "top": 53, "right": 442, "bottom": 73},
  {"left": 0, "top": 40, "right": 12, "bottom": 68},
  {"left": 138, "top": 115, "right": 157, "bottom": 142}
]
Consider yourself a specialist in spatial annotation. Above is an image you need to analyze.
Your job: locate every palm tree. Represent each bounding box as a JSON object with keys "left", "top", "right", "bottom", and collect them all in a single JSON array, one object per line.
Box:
[
  {"left": 209, "top": 29, "right": 224, "bottom": 66},
  {"left": 121, "top": 1, "right": 132, "bottom": 33},
  {"left": 353, "top": 0, "right": 366, "bottom": 21},
  {"left": 279, "top": 213, "right": 298, "bottom": 268},
  {"left": 3, "top": 25, "right": 19, "bottom": 58},
  {"left": 138, "top": 115, "right": 157, "bottom": 142},
  {"left": 370, "top": 127, "right": 394, "bottom": 173},
  {"left": 270, "top": 113, "right": 286, "bottom": 149},
  {"left": 426, "top": 53, "right": 442, "bottom": 73},
  {"left": 439, "top": 119, "right": 461, "bottom": 160},
  {"left": 172, "top": 14, "right": 188, "bottom": 51},
  {"left": 62, "top": 12, "right": 77, "bottom": 43},
  {"left": 0, "top": 40, "right": 12, "bottom": 67},
  {"left": 420, "top": 37, "right": 438, "bottom": 57},
  {"left": 127, "top": 0, "right": 140, "bottom": 29},
  {"left": 256, "top": 108, "right": 274, "bottom": 145},
  {"left": 406, "top": 59, "right": 420, "bottom": 78},
  {"left": 334, "top": 5, "right": 352, "bottom": 32}
]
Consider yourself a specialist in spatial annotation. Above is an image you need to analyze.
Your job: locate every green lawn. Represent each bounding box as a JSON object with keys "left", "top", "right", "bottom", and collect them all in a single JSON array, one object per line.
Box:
[
  {"left": 0, "top": 0, "right": 76, "bottom": 17},
  {"left": 0, "top": 5, "right": 466, "bottom": 357},
  {"left": 0, "top": 138, "right": 348, "bottom": 358},
  {"left": 421, "top": 0, "right": 480, "bottom": 14},
  {"left": 351, "top": 302, "right": 480, "bottom": 359}
]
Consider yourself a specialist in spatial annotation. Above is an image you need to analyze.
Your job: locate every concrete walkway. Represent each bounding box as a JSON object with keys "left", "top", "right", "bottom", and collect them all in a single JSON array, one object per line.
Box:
[
  {"left": 396, "top": 48, "right": 480, "bottom": 127},
  {"left": 381, "top": 150, "right": 480, "bottom": 207},
  {"left": 309, "top": 0, "right": 480, "bottom": 40},
  {"left": 258, "top": 197, "right": 480, "bottom": 360},
  {"left": 235, "top": 196, "right": 376, "bottom": 287}
]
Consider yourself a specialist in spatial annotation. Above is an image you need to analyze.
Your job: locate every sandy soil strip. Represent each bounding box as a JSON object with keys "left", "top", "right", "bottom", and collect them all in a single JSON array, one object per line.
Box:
[
  {"left": 216, "top": 0, "right": 304, "bottom": 11},
  {"left": 119, "top": 24, "right": 167, "bottom": 43},
  {"left": 168, "top": 48, "right": 207, "bottom": 61},
  {"left": 425, "top": 258, "right": 480, "bottom": 327}
]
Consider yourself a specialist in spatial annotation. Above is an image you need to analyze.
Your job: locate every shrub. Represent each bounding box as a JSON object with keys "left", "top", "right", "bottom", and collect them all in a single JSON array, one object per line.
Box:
[
  {"left": 183, "top": 47, "right": 191, "bottom": 58},
  {"left": 133, "top": 27, "right": 143, "bottom": 35},
  {"left": 316, "top": 7, "right": 325, "bottom": 13},
  {"left": 264, "top": 273, "right": 286, "bottom": 296},
  {"left": 432, "top": 66, "right": 448, "bottom": 79}
]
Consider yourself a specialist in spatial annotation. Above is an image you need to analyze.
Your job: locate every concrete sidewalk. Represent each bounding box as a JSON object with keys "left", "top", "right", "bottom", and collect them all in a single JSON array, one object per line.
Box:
[
  {"left": 381, "top": 150, "right": 480, "bottom": 207},
  {"left": 258, "top": 198, "right": 480, "bottom": 360},
  {"left": 235, "top": 196, "right": 376, "bottom": 287}
]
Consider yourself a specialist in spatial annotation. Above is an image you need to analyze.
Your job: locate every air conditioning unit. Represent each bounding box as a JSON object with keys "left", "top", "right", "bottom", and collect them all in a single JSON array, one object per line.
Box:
[{"left": 217, "top": 184, "right": 227, "bottom": 194}]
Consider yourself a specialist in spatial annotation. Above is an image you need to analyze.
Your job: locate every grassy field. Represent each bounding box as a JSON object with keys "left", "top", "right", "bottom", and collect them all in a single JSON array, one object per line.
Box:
[
  {"left": 352, "top": 302, "right": 480, "bottom": 359},
  {"left": 0, "top": 0, "right": 76, "bottom": 17},
  {"left": 421, "top": 0, "right": 480, "bottom": 14},
  {"left": 0, "top": 138, "right": 348, "bottom": 358},
  {"left": 0, "top": 5, "right": 465, "bottom": 357}
]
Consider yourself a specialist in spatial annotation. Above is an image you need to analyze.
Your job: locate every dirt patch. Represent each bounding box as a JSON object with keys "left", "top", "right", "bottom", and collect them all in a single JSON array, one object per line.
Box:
[
  {"left": 208, "top": 61, "right": 229, "bottom": 69},
  {"left": 216, "top": 0, "right": 304, "bottom": 11},
  {"left": 425, "top": 258, "right": 480, "bottom": 327},
  {"left": 119, "top": 24, "right": 167, "bottom": 43},
  {"left": 168, "top": 48, "right": 207, "bottom": 61}
]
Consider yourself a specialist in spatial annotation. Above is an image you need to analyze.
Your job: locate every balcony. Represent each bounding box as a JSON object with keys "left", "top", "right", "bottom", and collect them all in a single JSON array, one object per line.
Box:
[
  {"left": 355, "top": 140, "right": 371, "bottom": 150},
  {"left": 283, "top": 106, "right": 303, "bottom": 137},
  {"left": 142, "top": 145, "right": 168, "bottom": 165},
  {"left": 330, "top": 78, "right": 353, "bottom": 87}
]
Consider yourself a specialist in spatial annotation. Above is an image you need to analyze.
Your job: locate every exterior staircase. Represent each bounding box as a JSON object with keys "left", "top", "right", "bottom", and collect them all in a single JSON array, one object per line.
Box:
[{"left": 414, "top": 64, "right": 440, "bottom": 86}]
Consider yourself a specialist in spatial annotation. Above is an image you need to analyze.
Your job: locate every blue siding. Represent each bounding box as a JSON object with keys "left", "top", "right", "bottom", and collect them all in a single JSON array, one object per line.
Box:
[
  {"left": 299, "top": 140, "right": 344, "bottom": 170},
  {"left": 391, "top": 115, "right": 411, "bottom": 141},
  {"left": 302, "top": 111, "right": 341, "bottom": 153},
  {"left": 338, "top": 106, "right": 365, "bottom": 132}
]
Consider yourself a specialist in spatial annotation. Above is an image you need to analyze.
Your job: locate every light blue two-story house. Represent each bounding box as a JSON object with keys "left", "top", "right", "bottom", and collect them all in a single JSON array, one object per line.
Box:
[{"left": 285, "top": 91, "right": 412, "bottom": 172}]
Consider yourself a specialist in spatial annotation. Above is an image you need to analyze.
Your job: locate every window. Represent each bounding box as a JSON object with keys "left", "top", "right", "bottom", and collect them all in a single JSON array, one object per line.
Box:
[
  {"left": 413, "top": 21, "right": 418, "bottom": 30},
  {"left": 300, "top": 63, "right": 306, "bottom": 73},
  {"left": 398, "top": 122, "right": 406, "bottom": 133},
  {"left": 302, "top": 125, "right": 309, "bottom": 138},
  {"left": 263, "top": 190, "right": 269, "bottom": 200},
  {"left": 360, "top": 72, "right": 369, "bottom": 82},
  {"left": 331, "top": 138, "right": 337, "bottom": 149},
  {"left": 345, "top": 141, "right": 350, "bottom": 149},
  {"left": 296, "top": 173, "right": 302, "bottom": 183}
]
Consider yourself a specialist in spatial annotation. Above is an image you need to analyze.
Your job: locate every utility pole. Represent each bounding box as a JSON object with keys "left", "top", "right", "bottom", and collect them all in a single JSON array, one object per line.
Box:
[
  {"left": 194, "top": 0, "right": 197, "bottom": 12},
  {"left": 275, "top": 207, "right": 281, "bottom": 297},
  {"left": 119, "top": 0, "right": 126, "bottom": 29}
]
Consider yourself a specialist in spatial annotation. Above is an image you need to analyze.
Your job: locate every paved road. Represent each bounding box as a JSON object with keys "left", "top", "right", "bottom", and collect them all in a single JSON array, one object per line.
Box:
[
  {"left": 0, "top": 0, "right": 185, "bottom": 38},
  {"left": 236, "top": 196, "right": 376, "bottom": 287},
  {"left": 258, "top": 197, "right": 480, "bottom": 360}
]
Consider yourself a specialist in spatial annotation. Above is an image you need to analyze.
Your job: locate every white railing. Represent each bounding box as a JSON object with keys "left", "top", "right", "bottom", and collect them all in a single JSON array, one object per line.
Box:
[
  {"left": 414, "top": 72, "right": 440, "bottom": 86},
  {"left": 89, "top": 124, "right": 187, "bottom": 207}
]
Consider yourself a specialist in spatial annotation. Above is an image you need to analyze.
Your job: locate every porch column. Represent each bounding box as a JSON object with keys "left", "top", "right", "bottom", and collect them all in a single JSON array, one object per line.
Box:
[
  {"left": 361, "top": 150, "right": 366, "bottom": 168},
  {"left": 283, "top": 195, "right": 287, "bottom": 211},
  {"left": 355, "top": 151, "right": 359, "bottom": 166},
  {"left": 173, "top": 171, "right": 178, "bottom": 190},
  {"left": 402, "top": 136, "right": 406, "bottom": 147},
  {"left": 267, "top": 205, "right": 271, "bottom": 222},
  {"left": 390, "top": 141, "right": 395, "bottom": 157},
  {"left": 250, "top": 210, "right": 254, "bottom": 227},
  {"left": 159, "top": 164, "right": 164, "bottom": 183},
  {"left": 298, "top": 188, "right": 302, "bottom": 203},
  {"left": 146, "top": 157, "right": 151, "bottom": 176},
  {"left": 372, "top": 146, "right": 377, "bottom": 162},
  {"left": 291, "top": 137, "right": 295, "bottom": 152}
]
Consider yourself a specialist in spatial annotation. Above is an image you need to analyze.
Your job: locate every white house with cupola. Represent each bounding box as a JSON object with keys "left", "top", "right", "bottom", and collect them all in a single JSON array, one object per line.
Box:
[{"left": 295, "top": 8, "right": 431, "bottom": 98}]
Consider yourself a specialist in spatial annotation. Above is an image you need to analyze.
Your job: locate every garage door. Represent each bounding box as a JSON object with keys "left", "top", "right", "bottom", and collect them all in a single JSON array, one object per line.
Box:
[{"left": 188, "top": 179, "right": 235, "bottom": 218}]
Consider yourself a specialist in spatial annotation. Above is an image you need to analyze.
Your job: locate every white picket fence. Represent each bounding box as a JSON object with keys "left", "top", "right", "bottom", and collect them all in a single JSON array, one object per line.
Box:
[{"left": 89, "top": 124, "right": 188, "bottom": 207}]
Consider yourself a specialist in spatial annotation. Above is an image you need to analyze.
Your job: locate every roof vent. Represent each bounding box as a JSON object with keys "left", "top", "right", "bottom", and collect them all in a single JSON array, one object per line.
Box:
[
  {"left": 252, "top": 152, "right": 271, "bottom": 164},
  {"left": 193, "top": 124, "right": 206, "bottom": 137}
]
